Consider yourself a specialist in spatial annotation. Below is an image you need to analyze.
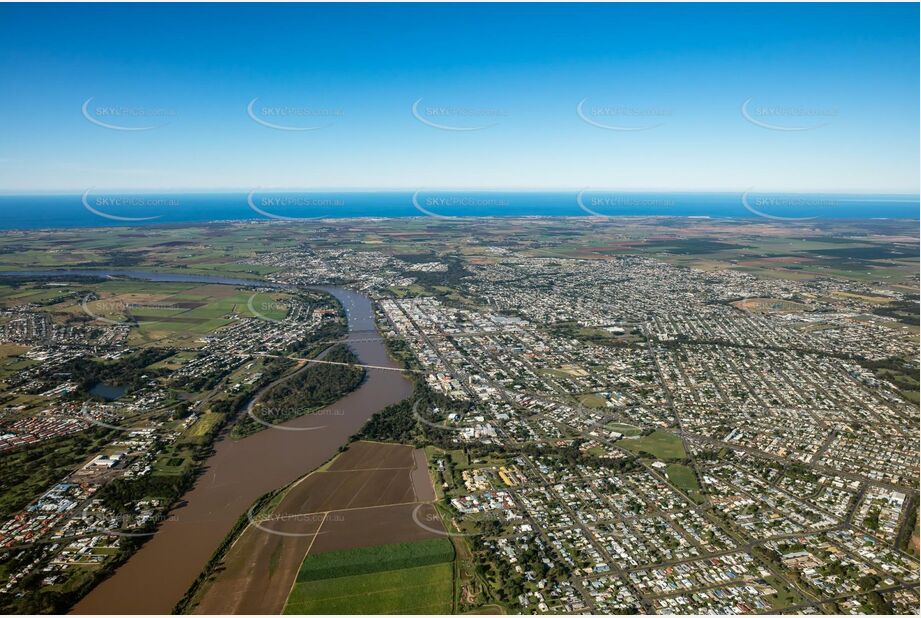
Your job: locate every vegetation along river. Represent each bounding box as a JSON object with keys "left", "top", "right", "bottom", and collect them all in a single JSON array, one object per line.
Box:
[{"left": 0, "top": 272, "right": 414, "bottom": 614}]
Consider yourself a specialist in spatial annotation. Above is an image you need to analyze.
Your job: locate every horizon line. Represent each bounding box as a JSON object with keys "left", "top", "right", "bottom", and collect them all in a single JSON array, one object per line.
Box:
[{"left": 1, "top": 188, "right": 919, "bottom": 198}]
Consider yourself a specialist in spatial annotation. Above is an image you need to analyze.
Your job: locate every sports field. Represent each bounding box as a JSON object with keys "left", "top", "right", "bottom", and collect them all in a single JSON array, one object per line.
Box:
[
  {"left": 619, "top": 430, "right": 687, "bottom": 460},
  {"left": 283, "top": 538, "right": 454, "bottom": 614},
  {"left": 665, "top": 463, "right": 701, "bottom": 498}
]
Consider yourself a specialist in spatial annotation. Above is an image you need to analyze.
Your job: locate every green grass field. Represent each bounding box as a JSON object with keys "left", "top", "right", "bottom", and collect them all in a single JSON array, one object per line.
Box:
[
  {"left": 620, "top": 430, "right": 687, "bottom": 460},
  {"left": 294, "top": 538, "right": 454, "bottom": 582},
  {"left": 665, "top": 463, "right": 701, "bottom": 498},
  {"left": 764, "top": 575, "right": 806, "bottom": 609},
  {"left": 578, "top": 393, "right": 607, "bottom": 408},
  {"left": 179, "top": 412, "right": 223, "bottom": 442},
  {"left": 605, "top": 421, "right": 643, "bottom": 437},
  {"left": 284, "top": 562, "right": 453, "bottom": 614},
  {"left": 284, "top": 538, "right": 455, "bottom": 614}
]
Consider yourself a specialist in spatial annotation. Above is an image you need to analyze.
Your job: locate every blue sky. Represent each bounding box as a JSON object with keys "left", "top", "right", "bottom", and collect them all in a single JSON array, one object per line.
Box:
[{"left": 0, "top": 3, "right": 917, "bottom": 193}]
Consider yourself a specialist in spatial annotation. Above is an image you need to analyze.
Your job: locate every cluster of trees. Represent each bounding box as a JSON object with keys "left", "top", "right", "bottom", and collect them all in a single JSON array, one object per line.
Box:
[
  {"left": 2, "top": 568, "right": 89, "bottom": 614},
  {"left": 232, "top": 345, "right": 364, "bottom": 438},
  {"left": 409, "top": 255, "right": 471, "bottom": 288},
  {"left": 519, "top": 440, "right": 639, "bottom": 472},
  {"left": 0, "top": 428, "right": 116, "bottom": 519},
  {"left": 211, "top": 357, "right": 295, "bottom": 418},
  {"left": 872, "top": 296, "right": 920, "bottom": 326},
  {"left": 470, "top": 536, "right": 560, "bottom": 608},
  {"left": 895, "top": 496, "right": 919, "bottom": 554},
  {"left": 355, "top": 381, "right": 469, "bottom": 447},
  {"left": 858, "top": 590, "right": 894, "bottom": 614},
  {"left": 858, "top": 356, "right": 920, "bottom": 401},
  {"left": 549, "top": 322, "right": 642, "bottom": 348},
  {"left": 61, "top": 348, "right": 175, "bottom": 396},
  {"left": 393, "top": 252, "right": 439, "bottom": 264},
  {"left": 97, "top": 467, "right": 194, "bottom": 513},
  {"left": 354, "top": 392, "right": 421, "bottom": 445},
  {"left": 382, "top": 337, "right": 421, "bottom": 371},
  {"left": 96, "top": 251, "right": 144, "bottom": 268}
]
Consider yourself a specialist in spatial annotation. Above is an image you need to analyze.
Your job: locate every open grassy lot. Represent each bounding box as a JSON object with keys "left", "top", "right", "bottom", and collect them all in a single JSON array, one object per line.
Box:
[
  {"left": 0, "top": 343, "right": 30, "bottom": 379},
  {"left": 619, "top": 430, "right": 687, "bottom": 460},
  {"left": 578, "top": 393, "right": 607, "bottom": 408},
  {"left": 145, "top": 350, "right": 197, "bottom": 371},
  {"left": 178, "top": 411, "right": 223, "bottom": 443},
  {"left": 283, "top": 538, "right": 455, "bottom": 614},
  {"left": 764, "top": 575, "right": 806, "bottom": 609},
  {"left": 605, "top": 421, "right": 643, "bottom": 437},
  {"left": 665, "top": 463, "right": 702, "bottom": 500},
  {"left": 731, "top": 297, "right": 810, "bottom": 314}
]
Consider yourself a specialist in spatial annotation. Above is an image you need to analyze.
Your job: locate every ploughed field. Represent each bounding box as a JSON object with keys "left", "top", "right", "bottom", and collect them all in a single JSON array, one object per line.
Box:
[{"left": 193, "top": 441, "right": 445, "bottom": 614}]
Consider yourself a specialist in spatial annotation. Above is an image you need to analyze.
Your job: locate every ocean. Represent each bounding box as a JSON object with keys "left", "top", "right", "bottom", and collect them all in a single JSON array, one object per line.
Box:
[{"left": 0, "top": 191, "right": 916, "bottom": 230}]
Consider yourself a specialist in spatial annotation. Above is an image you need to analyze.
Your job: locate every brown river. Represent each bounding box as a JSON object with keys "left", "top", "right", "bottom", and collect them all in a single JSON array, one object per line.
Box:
[{"left": 71, "top": 285, "right": 412, "bottom": 614}]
